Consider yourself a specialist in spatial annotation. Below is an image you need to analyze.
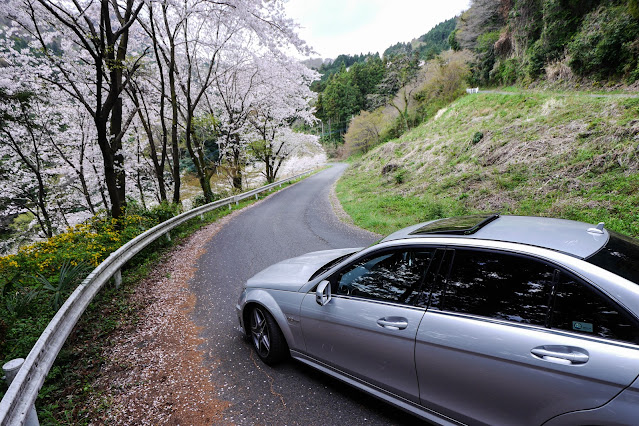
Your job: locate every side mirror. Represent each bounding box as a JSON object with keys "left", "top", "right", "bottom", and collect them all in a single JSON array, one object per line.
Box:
[{"left": 316, "top": 280, "right": 331, "bottom": 306}]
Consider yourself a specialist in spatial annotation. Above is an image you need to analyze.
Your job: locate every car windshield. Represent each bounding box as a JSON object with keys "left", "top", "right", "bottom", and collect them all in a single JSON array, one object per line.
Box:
[
  {"left": 586, "top": 231, "right": 639, "bottom": 285},
  {"left": 308, "top": 253, "right": 353, "bottom": 281}
]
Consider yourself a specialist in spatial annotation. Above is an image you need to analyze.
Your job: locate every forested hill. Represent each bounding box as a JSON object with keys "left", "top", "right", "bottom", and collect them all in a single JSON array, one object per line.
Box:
[
  {"left": 309, "top": 17, "right": 457, "bottom": 92},
  {"left": 451, "top": 0, "right": 639, "bottom": 85},
  {"left": 309, "top": 53, "right": 380, "bottom": 91},
  {"left": 383, "top": 17, "right": 456, "bottom": 59}
]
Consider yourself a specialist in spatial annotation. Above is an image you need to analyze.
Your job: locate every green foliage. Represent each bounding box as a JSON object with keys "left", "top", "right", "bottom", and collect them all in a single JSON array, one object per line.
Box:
[
  {"left": 459, "top": 0, "right": 639, "bottom": 83},
  {"left": 449, "top": 29, "right": 461, "bottom": 51},
  {"left": 141, "top": 201, "right": 181, "bottom": 223},
  {"left": 383, "top": 41, "right": 412, "bottom": 58},
  {"left": 417, "top": 18, "right": 457, "bottom": 57},
  {"left": 5, "top": 286, "right": 40, "bottom": 317},
  {"left": 0, "top": 212, "right": 159, "bottom": 366},
  {"left": 383, "top": 18, "right": 457, "bottom": 60},
  {"left": 470, "top": 30, "right": 500, "bottom": 85},
  {"left": 394, "top": 169, "right": 407, "bottom": 184},
  {"left": 525, "top": 40, "right": 547, "bottom": 78},
  {"left": 568, "top": 5, "right": 639, "bottom": 81},
  {"left": 33, "top": 261, "right": 89, "bottom": 310},
  {"left": 472, "top": 131, "right": 484, "bottom": 144},
  {"left": 314, "top": 16, "right": 457, "bottom": 143},
  {"left": 192, "top": 192, "right": 227, "bottom": 208},
  {"left": 314, "top": 56, "right": 387, "bottom": 145},
  {"left": 311, "top": 53, "right": 379, "bottom": 92},
  {"left": 492, "top": 57, "right": 524, "bottom": 85}
]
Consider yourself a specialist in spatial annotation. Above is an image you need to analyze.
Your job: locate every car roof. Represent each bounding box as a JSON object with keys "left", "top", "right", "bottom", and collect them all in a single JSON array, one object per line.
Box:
[{"left": 380, "top": 215, "right": 609, "bottom": 259}]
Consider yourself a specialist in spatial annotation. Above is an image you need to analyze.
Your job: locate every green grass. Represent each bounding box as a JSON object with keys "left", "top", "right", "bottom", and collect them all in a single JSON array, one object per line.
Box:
[{"left": 336, "top": 91, "right": 639, "bottom": 239}]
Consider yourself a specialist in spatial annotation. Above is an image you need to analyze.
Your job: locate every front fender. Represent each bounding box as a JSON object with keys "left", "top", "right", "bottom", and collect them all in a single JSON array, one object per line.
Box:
[{"left": 239, "top": 288, "right": 306, "bottom": 353}]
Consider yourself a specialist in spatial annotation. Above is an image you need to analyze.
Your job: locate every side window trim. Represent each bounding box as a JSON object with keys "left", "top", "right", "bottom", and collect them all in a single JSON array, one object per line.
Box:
[
  {"left": 413, "top": 248, "right": 443, "bottom": 309},
  {"left": 435, "top": 249, "right": 455, "bottom": 310},
  {"left": 544, "top": 269, "right": 561, "bottom": 329}
]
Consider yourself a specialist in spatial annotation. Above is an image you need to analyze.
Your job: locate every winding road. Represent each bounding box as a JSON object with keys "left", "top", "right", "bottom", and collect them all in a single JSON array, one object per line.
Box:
[{"left": 189, "top": 164, "right": 422, "bottom": 424}]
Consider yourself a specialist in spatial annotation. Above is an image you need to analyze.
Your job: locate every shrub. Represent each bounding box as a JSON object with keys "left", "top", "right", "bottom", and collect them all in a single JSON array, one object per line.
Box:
[
  {"left": 492, "top": 58, "right": 523, "bottom": 85},
  {"left": 0, "top": 211, "right": 159, "bottom": 365},
  {"left": 394, "top": 169, "right": 407, "bottom": 185},
  {"left": 343, "top": 108, "right": 388, "bottom": 155},
  {"left": 472, "top": 132, "right": 484, "bottom": 145}
]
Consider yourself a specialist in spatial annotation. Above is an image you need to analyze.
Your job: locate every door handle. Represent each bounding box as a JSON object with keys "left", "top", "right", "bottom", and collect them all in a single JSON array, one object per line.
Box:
[
  {"left": 377, "top": 317, "right": 408, "bottom": 330},
  {"left": 531, "top": 346, "right": 589, "bottom": 365}
]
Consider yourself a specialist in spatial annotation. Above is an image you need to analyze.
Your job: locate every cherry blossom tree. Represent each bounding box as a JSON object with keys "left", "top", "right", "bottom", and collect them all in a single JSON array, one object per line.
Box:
[
  {"left": 145, "top": 0, "right": 311, "bottom": 198},
  {"left": 247, "top": 55, "right": 318, "bottom": 183},
  {"left": 7, "top": 0, "right": 147, "bottom": 219},
  {"left": 0, "top": 90, "right": 57, "bottom": 237},
  {"left": 126, "top": 72, "right": 173, "bottom": 203},
  {"left": 1, "top": 0, "right": 317, "bottom": 233}
]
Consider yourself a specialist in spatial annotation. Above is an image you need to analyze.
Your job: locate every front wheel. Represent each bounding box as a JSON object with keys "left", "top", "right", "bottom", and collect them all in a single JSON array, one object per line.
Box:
[{"left": 249, "top": 306, "right": 287, "bottom": 365}]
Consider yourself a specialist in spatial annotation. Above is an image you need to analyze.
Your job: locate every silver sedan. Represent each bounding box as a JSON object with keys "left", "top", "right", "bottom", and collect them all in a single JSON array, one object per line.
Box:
[{"left": 236, "top": 214, "right": 639, "bottom": 425}]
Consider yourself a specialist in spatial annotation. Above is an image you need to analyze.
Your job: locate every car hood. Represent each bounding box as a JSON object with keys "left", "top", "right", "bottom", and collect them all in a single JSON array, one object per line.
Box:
[{"left": 245, "top": 247, "right": 361, "bottom": 291}]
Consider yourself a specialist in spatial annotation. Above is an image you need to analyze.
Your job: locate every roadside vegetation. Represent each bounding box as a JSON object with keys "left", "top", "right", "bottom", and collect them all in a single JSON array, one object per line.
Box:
[
  {"left": 337, "top": 92, "right": 639, "bottom": 237},
  {"left": 0, "top": 180, "right": 302, "bottom": 424}
]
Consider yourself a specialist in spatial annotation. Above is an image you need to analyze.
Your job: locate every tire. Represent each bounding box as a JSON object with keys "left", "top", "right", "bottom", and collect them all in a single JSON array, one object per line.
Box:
[{"left": 249, "top": 306, "right": 288, "bottom": 365}]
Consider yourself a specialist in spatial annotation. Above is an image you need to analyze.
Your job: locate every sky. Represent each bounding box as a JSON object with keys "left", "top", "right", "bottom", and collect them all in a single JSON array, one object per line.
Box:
[{"left": 284, "top": 0, "right": 471, "bottom": 59}]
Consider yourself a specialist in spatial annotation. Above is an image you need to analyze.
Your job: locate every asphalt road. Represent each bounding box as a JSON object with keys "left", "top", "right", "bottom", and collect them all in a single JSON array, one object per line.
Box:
[{"left": 190, "top": 164, "right": 423, "bottom": 425}]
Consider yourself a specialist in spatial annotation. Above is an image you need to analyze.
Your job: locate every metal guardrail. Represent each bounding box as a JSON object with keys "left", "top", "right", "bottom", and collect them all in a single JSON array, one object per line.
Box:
[{"left": 0, "top": 169, "right": 315, "bottom": 425}]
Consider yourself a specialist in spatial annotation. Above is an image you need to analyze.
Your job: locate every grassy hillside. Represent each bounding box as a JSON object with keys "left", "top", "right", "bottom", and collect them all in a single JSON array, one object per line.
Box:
[{"left": 336, "top": 91, "right": 639, "bottom": 238}]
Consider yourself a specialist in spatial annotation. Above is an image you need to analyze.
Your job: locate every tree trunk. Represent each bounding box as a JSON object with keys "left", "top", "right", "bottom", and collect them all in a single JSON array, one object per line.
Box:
[
  {"left": 232, "top": 147, "right": 243, "bottom": 190},
  {"left": 169, "top": 51, "right": 181, "bottom": 204},
  {"left": 184, "top": 113, "right": 215, "bottom": 202}
]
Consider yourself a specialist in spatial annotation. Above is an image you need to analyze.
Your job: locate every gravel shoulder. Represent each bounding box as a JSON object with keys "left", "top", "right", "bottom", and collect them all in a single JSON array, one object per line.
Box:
[{"left": 87, "top": 196, "right": 283, "bottom": 424}]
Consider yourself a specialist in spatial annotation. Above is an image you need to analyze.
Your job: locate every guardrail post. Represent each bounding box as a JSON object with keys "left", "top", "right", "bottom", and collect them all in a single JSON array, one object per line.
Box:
[
  {"left": 3, "top": 359, "right": 40, "bottom": 426},
  {"left": 255, "top": 194, "right": 258, "bottom": 200},
  {"left": 113, "top": 269, "right": 122, "bottom": 289},
  {"left": 199, "top": 214, "right": 204, "bottom": 221},
  {"left": 166, "top": 231, "right": 171, "bottom": 242}
]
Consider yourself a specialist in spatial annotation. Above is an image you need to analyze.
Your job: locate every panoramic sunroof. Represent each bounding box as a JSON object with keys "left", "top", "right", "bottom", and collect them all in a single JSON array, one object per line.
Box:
[{"left": 410, "top": 214, "right": 500, "bottom": 235}]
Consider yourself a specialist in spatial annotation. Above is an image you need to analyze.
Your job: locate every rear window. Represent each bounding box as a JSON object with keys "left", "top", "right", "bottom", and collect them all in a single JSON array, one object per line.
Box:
[{"left": 586, "top": 232, "right": 639, "bottom": 285}]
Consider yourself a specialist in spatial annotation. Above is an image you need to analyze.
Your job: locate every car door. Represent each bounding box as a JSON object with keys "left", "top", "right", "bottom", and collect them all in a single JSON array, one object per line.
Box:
[
  {"left": 299, "top": 248, "right": 434, "bottom": 403},
  {"left": 415, "top": 248, "right": 639, "bottom": 426}
]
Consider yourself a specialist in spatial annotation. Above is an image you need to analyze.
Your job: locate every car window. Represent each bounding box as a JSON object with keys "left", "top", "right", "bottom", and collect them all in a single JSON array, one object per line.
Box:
[
  {"left": 442, "top": 249, "right": 554, "bottom": 325},
  {"left": 334, "top": 250, "right": 433, "bottom": 304},
  {"left": 586, "top": 231, "right": 639, "bottom": 285},
  {"left": 551, "top": 273, "right": 639, "bottom": 344}
]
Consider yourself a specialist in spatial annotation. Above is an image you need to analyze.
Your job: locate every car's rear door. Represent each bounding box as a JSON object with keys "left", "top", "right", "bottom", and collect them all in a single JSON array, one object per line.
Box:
[
  {"left": 299, "top": 248, "right": 434, "bottom": 402},
  {"left": 415, "top": 248, "right": 639, "bottom": 425}
]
